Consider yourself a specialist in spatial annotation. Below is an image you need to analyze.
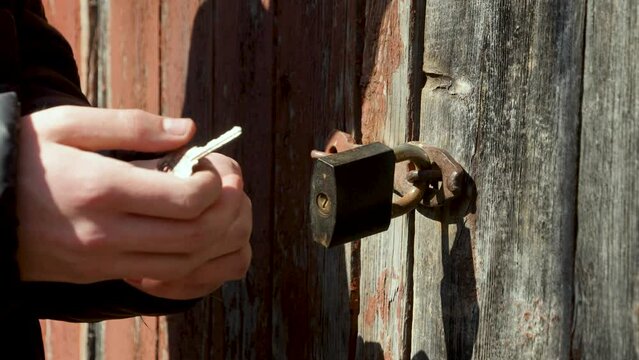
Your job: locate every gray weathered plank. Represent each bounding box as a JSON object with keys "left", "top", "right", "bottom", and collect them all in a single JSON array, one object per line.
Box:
[
  {"left": 572, "top": 0, "right": 639, "bottom": 358},
  {"left": 356, "top": 1, "right": 423, "bottom": 359},
  {"left": 412, "top": 1, "right": 585, "bottom": 359}
]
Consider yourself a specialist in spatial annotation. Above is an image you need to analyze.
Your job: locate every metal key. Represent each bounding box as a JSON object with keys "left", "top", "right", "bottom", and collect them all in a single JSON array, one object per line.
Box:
[{"left": 159, "top": 126, "right": 242, "bottom": 178}]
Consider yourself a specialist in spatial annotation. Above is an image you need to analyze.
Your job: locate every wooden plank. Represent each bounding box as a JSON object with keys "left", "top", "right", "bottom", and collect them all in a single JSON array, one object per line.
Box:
[
  {"left": 211, "top": 1, "right": 275, "bottom": 359},
  {"left": 160, "top": 1, "right": 275, "bottom": 358},
  {"left": 40, "top": 320, "right": 86, "bottom": 360},
  {"left": 158, "top": 3, "right": 215, "bottom": 358},
  {"left": 272, "top": 0, "right": 360, "bottom": 358},
  {"left": 103, "top": 317, "right": 159, "bottom": 360},
  {"left": 572, "top": 0, "right": 639, "bottom": 358},
  {"left": 107, "top": 0, "right": 160, "bottom": 110},
  {"left": 96, "top": 1, "right": 161, "bottom": 357},
  {"left": 158, "top": 1, "right": 221, "bottom": 357},
  {"left": 355, "top": 1, "right": 421, "bottom": 359},
  {"left": 412, "top": 1, "right": 585, "bottom": 359}
]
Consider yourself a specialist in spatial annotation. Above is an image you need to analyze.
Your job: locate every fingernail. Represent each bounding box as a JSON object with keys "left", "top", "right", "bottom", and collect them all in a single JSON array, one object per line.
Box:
[{"left": 163, "top": 118, "right": 191, "bottom": 136}]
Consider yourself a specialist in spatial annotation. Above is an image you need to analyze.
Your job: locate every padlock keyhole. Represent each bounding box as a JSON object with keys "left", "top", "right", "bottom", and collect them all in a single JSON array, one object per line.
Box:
[{"left": 316, "top": 192, "right": 332, "bottom": 215}]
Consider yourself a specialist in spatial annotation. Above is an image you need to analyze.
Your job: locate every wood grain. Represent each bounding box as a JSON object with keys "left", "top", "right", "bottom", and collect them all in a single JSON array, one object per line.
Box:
[
  {"left": 356, "top": 1, "right": 422, "bottom": 359},
  {"left": 37, "top": 0, "right": 639, "bottom": 358},
  {"left": 412, "top": 0, "right": 585, "bottom": 359},
  {"left": 211, "top": 1, "right": 274, "bottom": 358},
  {"left": 572, "top": 0, "right": 639, "bottom": 358},
  {"left": 272, "top": 0, "right": 360, "bottom": 358},
  {"left": 40, "top": 320, "right": 86, "bottom": 360},
  {"left": 98, "top": 1, "right": 162, "bottom": 358},
  {"left": 103, "top": 317, "right": 158, "bottom": 360},
  {"left": 107, "top": 0, "right": 160, "bottom": 110},
  {"left": 159, "top": 1, "right": 221, "bottom": 358}
]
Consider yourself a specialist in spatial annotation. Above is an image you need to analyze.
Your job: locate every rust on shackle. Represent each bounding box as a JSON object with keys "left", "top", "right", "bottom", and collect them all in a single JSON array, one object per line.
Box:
[{"left": 309, "top": 129, "right": 475, "bottom": 247}]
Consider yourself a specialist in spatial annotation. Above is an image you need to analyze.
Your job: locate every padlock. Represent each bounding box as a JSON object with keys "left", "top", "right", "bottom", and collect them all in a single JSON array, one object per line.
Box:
[
  {"left": 309, "top": 142, "right": 396, "bottom": 247},
  {"left": 309, "top": 142, "right": 431, "bottom": 248}
]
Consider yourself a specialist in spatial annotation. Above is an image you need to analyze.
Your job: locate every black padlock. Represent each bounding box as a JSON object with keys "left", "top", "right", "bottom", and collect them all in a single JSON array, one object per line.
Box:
[{"left": 309, "top": 142, "right": 396, "bottom": 248}]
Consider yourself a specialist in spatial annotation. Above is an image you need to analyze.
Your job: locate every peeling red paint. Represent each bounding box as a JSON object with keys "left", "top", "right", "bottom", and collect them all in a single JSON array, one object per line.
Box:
[
  {"left": 360, "top": 0, "right": 404, "bottom": 143},
  {"left": 363, "top": 267, "right": 406, "bottom": 349}
]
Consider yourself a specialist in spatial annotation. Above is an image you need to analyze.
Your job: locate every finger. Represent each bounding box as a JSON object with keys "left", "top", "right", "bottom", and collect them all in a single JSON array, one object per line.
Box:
[
  {"left": 135, "top": 154, "right": 244, "bottom": 189},
  {"left": 29, "top": 106, "right": 196, "bottom": 152},
  {"left": 113, "top": 186, "right": 251, "bottom": 255},
  {"left": 200, "top": 153, "right": 244, "bottom": 189},
  {"left": 111, "top": 252, "right": 198, "bottom": 282},
  {"left": 124, "top": 245, "right": 252, "bottom": 300},
  {"left": 79, "top": 157, "right": 222, "bottom": 219}
]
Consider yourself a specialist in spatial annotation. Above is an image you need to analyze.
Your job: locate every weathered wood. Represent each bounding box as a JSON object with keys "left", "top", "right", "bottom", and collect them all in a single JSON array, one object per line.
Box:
[
  {"left": 356, "top": 1, "right": 422, "bottom": 359},
  {"left": 272, "top": 0, "right": 359, "bottom": 358},
  {"left": 103, "top": 317, "right": 158, "bottom": 360},
  {"left": 159, "top": 1, "right": 222, "bottom": 358},
  {"left": 572, "top": 1, "right": 639, "bottom": 358},
  {"left": 39, "top": 1, "right": 639, "bottom": 358},
  {"left": 160, "top": 1, "right": 276, "bottom": 358},
  {"left": 107, "top": 0, "right": 160, "bottom": 111},
  {"left": 40, "top": 320, "right": 87, "bottom": 360},
  {"left": 213, "top": 1, "right": 275, "bottom": 358},
  {"left": 97, "top": 1, "right": 162, "bottom": 358},
  {"left": 412, "top": 1, "right": 585, "bottom": 359}
]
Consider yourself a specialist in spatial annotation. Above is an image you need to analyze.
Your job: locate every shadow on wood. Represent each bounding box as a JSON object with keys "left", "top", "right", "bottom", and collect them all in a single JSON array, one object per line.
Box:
[
  {"left": 440, "top": 220, "right": 478, "bottom": 360},
  {"left": 357, "top": 337, "right": 433, "bottom": 360}
]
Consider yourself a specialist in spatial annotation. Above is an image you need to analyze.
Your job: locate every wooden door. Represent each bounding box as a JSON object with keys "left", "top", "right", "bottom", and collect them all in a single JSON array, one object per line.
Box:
[{"left": 41, "top": 0, "right": 637, "bottom": 359}]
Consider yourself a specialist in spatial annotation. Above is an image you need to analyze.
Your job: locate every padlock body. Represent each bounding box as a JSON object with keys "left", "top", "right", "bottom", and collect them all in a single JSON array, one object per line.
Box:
[{"left": 310, "top": 142, "right": 395, "bottom": 247}]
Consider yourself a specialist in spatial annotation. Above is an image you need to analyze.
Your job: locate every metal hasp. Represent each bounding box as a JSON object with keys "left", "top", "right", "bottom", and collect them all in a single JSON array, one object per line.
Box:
[
  {"left": 310, "top": 143, "right": 395, "bottom": 248},
  {"left": 309, "top": 130, "right": 473, "bottom": 248}
]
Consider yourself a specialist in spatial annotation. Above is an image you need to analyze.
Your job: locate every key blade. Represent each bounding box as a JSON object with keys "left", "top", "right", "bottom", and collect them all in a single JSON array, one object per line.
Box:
[{"left": 190, "top": 126, "right": 242, "bottom": 161}]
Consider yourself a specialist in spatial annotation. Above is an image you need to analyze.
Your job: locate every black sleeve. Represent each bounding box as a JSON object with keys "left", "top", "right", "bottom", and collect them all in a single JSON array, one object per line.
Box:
[
  {"left": 5, "top": 2, "right": 203, "bottom": 322},
  {"left": 21, "top": 281, "right": 201, "bottom": 322},
  {"left": 15, "top": 0, "right": 89, "bottom": 113},
  {"left": 0, "top": 91, "right": 21, "bottom": 317}
]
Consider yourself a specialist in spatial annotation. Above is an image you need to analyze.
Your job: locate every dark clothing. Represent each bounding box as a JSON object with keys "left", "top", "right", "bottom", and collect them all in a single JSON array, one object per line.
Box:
[{"left": 0, "top": 1, "right": 199, "bottom": 356}]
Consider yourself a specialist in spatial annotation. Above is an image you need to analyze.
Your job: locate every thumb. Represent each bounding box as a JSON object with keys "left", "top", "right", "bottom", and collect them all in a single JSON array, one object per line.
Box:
[{"left": 28, "top": 106, "right": 196, "bottom": 152}]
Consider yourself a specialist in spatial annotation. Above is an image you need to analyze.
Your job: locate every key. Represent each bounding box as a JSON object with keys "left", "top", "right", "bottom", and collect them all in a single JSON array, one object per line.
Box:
[{"left": 158, "top": 126, "right": 242, "bottom": 178}]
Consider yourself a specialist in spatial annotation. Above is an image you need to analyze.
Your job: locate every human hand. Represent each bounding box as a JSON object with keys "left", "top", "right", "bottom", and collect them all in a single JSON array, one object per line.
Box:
[
  {"left": 16, "top": 106, "right": 252, "bottom": 300},
  {"left": 124, "top": 153, "right": 252, "bottom": 299}
]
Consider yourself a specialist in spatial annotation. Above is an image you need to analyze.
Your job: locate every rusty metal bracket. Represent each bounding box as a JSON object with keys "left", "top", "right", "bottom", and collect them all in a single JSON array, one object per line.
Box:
[
  {"left": 310, "top": 130, "right": 360, "bottom": 157},
  {"left": 406, "top": 143, "right": 476, "bottom": 222}
]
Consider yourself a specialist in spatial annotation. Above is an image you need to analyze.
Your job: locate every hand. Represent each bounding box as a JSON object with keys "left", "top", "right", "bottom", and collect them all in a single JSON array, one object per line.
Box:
[
  {"left": 16, "top": 106, "right": 253, "bottom": 300},
  {"left": 125, "top": 153, "right": 253, "bottom": 299}
]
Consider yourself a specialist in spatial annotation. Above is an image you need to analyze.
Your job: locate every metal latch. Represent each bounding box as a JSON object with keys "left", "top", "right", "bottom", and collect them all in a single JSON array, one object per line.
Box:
[{"left": 309, "top": 130, "right": 474, "bottom": 247}]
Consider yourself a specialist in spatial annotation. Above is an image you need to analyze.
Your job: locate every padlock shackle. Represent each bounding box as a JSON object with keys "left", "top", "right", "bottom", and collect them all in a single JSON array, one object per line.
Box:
[{"left": 391, "top": 143, "right": 431, "bottom": 217}]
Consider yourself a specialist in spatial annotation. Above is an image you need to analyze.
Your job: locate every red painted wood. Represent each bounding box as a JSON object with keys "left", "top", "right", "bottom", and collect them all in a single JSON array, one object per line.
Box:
[
  {"left": 160, "top": 1, "right": 275, "bottom": 357},
  {"left": 40, "top": 320, "right": 83, "bottom": 360},
  {"left": 108, "top": 0, "right": 160, "bottom": 111},
  {"left": 100, "top": 1, "right": 163, "bottom": 357},
  {"left": 103, "top": 317, "right": 158, "bottom": 360}
]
